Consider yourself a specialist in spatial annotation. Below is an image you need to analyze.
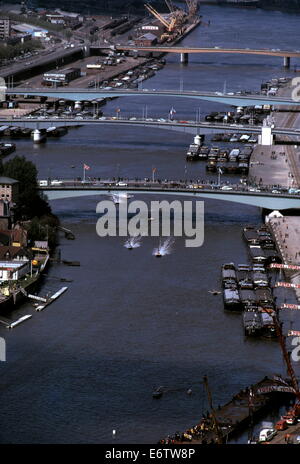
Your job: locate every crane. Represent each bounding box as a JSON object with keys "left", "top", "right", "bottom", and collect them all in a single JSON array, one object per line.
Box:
[
  {"left": 144, "top": 3, "right": 176, "bottom": 32},
  {"left": 165, "top": 0, "right": 175, "bottom": 13},
  {"left": 262, "top": 307, "right": 299, "bottom": 396},
  {"left": 203, "top": 375, "right": 224, "bottom": 444}
]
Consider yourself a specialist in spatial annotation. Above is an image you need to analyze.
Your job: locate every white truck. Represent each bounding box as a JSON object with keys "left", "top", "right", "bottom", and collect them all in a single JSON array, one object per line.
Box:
[{"left": 258, "top": 428, "right": 277, "bottom": 442}]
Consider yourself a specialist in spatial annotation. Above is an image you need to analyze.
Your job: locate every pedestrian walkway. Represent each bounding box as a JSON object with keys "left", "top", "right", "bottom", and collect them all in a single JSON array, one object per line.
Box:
[{"left": 269, "top": 216, "right": 300, "bottom": 301}]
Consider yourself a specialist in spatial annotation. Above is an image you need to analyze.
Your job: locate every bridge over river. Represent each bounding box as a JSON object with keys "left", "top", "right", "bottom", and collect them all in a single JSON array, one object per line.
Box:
[
  {"left": 39, "top": 180, "right": 300, "bottom": 210},
  {"left": 4, "top": 88, "right": 300, "bottom": 107}
]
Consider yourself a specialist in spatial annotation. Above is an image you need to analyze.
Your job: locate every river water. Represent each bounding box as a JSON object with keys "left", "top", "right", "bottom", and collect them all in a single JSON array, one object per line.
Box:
[{"left": 1, "top": 5, "right": 300, "bottom": 444}]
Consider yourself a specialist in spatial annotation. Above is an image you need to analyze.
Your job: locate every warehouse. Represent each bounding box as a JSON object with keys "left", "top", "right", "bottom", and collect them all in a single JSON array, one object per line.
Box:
[{"left": 42, "top": 68, "right": 81, "bottom": 86}]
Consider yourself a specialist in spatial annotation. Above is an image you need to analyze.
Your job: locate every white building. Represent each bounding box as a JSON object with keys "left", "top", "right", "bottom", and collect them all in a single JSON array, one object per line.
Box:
[
  {"left": 0, "top": 261, "right": 30, "bottom": 282},
  {"left": 11, "top": 23, "right": 48, "bottom": 38}
]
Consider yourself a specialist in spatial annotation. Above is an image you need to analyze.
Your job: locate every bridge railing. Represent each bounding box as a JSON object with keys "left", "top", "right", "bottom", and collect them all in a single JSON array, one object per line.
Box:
[{"left": 38, "top": 179, "right": 300, "bottom": 197}]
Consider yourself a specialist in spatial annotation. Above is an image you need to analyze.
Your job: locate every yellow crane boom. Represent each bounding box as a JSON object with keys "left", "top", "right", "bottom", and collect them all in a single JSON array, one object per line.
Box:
[{"left": 144, "top": 3, "right": 172, "bottom": 30}]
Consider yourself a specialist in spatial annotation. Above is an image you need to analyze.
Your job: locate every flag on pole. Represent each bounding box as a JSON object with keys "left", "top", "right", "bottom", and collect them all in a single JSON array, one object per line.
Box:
[
  {"left": 152, "top": 167, "right": 157, "bottom": 173},
  {"left": 84, "top": 164, "right": 90, "bottom": 170}
]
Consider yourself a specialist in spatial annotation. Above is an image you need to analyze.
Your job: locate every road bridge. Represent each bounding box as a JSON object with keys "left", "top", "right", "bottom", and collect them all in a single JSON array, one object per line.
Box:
[
  {"left": 108, "top": 45, "right": 300, "bottom": 68},
  {"left": 4, "top": 88, "right": 300, "bottom": 107},
  {"left": 39, "top": 180, "right": 300, "bottom": 210},
  {"left": 2, "top": 117, "right": 300, "bottom": 138}
]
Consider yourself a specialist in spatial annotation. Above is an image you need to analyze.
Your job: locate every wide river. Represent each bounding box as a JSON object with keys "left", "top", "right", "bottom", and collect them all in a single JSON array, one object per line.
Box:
[{"left": 1, "top": 5, "right": 300, "bottom": 444}]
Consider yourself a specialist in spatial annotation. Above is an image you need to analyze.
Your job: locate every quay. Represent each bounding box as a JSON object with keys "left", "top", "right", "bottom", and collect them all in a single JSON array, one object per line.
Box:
[
  {"left": 268, "top": 216, "right": 300, "bottom": 302},
  {"left": 248, "top": 144, "right": 296, "bottom": 188},
  {"left": 162, "top": 376, "right": 295, "bottom": 444}
]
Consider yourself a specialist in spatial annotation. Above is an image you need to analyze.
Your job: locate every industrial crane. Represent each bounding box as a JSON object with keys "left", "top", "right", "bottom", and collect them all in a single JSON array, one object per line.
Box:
[
  {"left": 144, "top": 3, "right": 177, "bottom": 32},
  {"left": 262, "top": 307, "right": 299, "bottom": 395}
]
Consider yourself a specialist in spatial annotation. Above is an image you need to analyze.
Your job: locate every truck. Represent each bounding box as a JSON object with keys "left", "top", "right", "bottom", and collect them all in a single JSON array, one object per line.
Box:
[{"left": 258, "top": 428, "right": 277, "bottom": 442}]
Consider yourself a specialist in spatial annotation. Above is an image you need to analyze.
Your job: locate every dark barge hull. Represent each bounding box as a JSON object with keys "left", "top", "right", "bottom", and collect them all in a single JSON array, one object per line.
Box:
[{"left": 169, "top": 376, "right": 295, "bottom": 445}]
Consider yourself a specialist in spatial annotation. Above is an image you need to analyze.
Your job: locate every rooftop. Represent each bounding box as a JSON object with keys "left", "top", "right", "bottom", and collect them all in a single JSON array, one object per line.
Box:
[{"left": 0, "top": 176, "right": 18, "bottom": 185}]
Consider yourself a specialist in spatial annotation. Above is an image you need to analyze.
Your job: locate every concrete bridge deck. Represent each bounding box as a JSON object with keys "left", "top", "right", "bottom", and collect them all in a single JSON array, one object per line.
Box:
[
  {"left": 39, "top": 180, "right": 300, "bottom": 210},
  {"left": 4, "top": 88, "right": 300, "bottom": 107},
  {"left": 2, "top": 116, "right": 300, "bottom": 138}
]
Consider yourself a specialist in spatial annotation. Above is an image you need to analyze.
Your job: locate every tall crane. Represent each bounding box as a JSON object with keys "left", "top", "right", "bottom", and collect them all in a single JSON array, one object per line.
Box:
[
  {"left": 165, "top": 0, "right": 175, "bottom": 13},
  {"left": 144, "top": 3, "right": 177, "bottom": 32},
  {"left": 203, "top": 375, "right": 224, "bottom": 444}
]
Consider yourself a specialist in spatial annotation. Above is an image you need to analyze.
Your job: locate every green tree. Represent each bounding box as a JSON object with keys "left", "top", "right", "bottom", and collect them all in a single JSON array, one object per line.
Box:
[{"left": 2, "top": 156, "right": 51, "bottom": 220}]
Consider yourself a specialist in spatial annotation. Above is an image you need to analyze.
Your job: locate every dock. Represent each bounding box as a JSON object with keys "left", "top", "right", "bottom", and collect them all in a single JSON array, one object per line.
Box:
[
  {"left": 35, "top": 286, "right": 68, "bottom": 311},
  {"left": 268, "top": 216, "right": 300, "bottom": 302},
  {"left": 161, "top": 376, "right": 295, "bottom": 444},
  {"left": 248, "top": 144, "right": 292, "bottom": 188}
]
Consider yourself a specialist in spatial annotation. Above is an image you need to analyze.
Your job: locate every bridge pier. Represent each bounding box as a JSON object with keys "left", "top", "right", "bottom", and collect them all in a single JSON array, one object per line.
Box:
[
  {"left": 180, "top": 52, "right": 189, "bottom": 64},
  {"left": 283, "top": 56, "right": 291, "bottom": 68}
]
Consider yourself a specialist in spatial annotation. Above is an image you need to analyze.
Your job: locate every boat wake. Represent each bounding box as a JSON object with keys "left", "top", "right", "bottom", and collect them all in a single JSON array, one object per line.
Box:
[
  {"left": 124, "top": 236, "right": 142, "bottom": 250},
  {"left": 110, "top": 193, "right": 133, "bottom": 204},
  {"left": 153, "top": 237, "right": 175, "bottom": 257}
]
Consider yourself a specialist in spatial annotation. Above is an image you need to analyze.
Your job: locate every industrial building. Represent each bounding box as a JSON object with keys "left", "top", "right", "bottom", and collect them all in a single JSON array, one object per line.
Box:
[
  {"left": 0, "top": 18, "right": 11, "bottom": 40},
  {"left": 11, "top": 23, "right": 48, "bottom": 38},
  {"left": 42, "top": 68, "right": 81, "bottom": 86},
  {"left": 134, "top": 32, "right": 158, "bottom": 47}
]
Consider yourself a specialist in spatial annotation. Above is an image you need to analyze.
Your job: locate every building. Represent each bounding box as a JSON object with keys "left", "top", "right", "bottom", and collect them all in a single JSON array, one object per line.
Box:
[
  {"left": 42, "top": 68, "right": 81, "bottom": 86},
  {"left": 134, "top": 33, "right": 158, "bottom": 47},
  {"left": 0, "top": 245, "right": 32, "bottom": 262},
  {"left": 0, "top": 177, "right": 19, "bottom": 204},
  {"left": 0, "top": 200, "right": 12, "bottom": 229},
  {"left": 0, "top": 225, "right": 28, "bottom": 247},
  {"left": 0, "top": 18, "right": 10, "bottom": 40},
  {"left": 11, "top": 23, "right": 48, "bottom": 38},
  {"left": 45, "top": 14, "right": 65, "bottom": 25},
  {"left": 0, "top": 260, "right": 31, "bottom": 282}
]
